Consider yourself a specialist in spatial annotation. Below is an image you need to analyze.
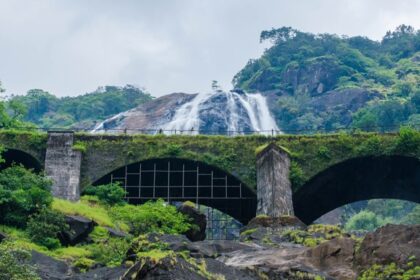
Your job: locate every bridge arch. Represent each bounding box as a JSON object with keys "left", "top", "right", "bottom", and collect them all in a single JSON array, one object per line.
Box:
[
  {"left": 0, "top": 148, "right": 43, "bottom": 173},
  {"left": 91, "top": 157, "right": 257, "bottom": 224},
  {"left": 293, "top": 155, "right": 420, "bottom": 224}
]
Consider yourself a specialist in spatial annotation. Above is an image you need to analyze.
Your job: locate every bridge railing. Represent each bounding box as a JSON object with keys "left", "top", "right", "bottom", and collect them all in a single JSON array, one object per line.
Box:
[{"left": 1, "top": 123, "right": 420, "bottom": 136}]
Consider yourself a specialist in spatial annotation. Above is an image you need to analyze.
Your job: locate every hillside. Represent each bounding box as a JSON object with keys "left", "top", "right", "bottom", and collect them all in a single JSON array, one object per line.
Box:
[
  {"left": 234, "top": 25, "right": 420, "bottom": 133},
  {"left": 8, "top": 85, "right": 153, "bottom": 130}
]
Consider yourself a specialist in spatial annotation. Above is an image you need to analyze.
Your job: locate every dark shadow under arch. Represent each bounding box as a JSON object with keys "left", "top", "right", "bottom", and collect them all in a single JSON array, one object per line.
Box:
[
  {"left": 293, "top": 155, "right": 420, "bottom": 224},
  {"left": 92, "top": 158, "right": 257, "bottom": 224},
  {"left": 0, "top": 149, "right": 42, "bottom": 173}
]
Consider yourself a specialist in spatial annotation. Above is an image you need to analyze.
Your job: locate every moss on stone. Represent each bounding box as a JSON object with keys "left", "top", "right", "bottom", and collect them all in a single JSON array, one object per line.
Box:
[
  {"left": 1, "top": 129, "right": 419, "bottom": 191},
  {"left": 358, "top": 262, "right": 420, "bottom": 280}
]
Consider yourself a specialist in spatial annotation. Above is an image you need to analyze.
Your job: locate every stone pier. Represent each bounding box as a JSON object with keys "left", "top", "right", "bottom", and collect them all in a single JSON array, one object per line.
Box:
[
  {"left": 256, "top": 143, "right": 294, "bottom": 217},
  {"left": 45, "top": 131, "right": 82, "bottom": 201}
]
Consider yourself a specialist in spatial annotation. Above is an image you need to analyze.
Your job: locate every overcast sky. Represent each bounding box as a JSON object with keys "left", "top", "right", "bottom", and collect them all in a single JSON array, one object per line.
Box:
[{"left": 0, "top": 0, "right": 419, "bottom": 97}]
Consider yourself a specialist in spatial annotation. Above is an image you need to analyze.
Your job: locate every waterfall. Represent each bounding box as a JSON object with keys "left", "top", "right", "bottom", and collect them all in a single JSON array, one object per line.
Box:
[
  {"left": 162, "top": 90, "right": 280, "bottom": 135},
  {"left": 162, "top": 91, "right": 213, "bottom": 134}
]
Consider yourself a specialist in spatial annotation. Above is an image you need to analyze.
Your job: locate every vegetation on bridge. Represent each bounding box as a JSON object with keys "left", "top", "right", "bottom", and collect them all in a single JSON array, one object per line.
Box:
[{"left": 0, "top": 128, "right": 419, "bottom": 191}]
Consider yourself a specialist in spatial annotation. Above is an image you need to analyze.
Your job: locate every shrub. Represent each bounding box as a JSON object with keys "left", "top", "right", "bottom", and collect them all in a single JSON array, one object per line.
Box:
[
  {"left": 89, "top": 238, "right": 131, "bottom": 267},
  {"left": 26, "top": 207, "right": 68, "bottom": 249},
  {"left": 83, "top": 183, "right": 127, "bottom": 206},
  {"left": 0, "top": 166, "right": 52, "bottom": 227},
  {"left": 110, "top": 199, "right": 192, "bottom": 235},
  {"left": 344, "top": 210, "right": 389, "bottom": 232},
  {"left": 290, "top": 161, "right": 305, "bottom": 189},
  {"left": 0, "top": 243, "right": 40, "bottom": 280},
  {"left": 396, "top": 126, "right": 420, "bottom": 154}
]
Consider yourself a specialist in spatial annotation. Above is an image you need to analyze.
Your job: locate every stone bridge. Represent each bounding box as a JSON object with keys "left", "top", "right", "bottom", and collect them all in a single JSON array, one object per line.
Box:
[{"left": 0, "top": 130, "right": 419, "bottom": 225}]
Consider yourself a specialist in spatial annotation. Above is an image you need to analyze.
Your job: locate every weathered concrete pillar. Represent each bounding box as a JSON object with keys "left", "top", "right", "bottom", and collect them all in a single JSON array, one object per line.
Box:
[
  {"left": 45, "top": 131, "right": 82, "bottom": 201},
  {"left": 256, "top": 143, "right": 294, "bottom": 217}
]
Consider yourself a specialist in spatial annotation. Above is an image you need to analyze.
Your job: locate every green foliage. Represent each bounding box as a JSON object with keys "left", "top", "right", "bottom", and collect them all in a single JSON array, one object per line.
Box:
[
  {"left": 402, "top": 205, "right": 420, "bottom": 224},
  {"left": 344, "top": 210, "right": 389, "bottom": 232},
  {"left": 111, "top": 199, "right": 192, "bottom": 235},
  {"left": 26, "top": 207, "right": 68, "bottom": 249},
  {"left": 396, "top": 126, "right": 420, "bottom": 154},
  {"left": 0, "top": 165, "right": 52, "bottom": 227},
  {"left": 8, "top": 85, "right": 152, "bottom": 129},
  {"left": 52, "top": 197, "right": 127, "bottom": 230},
  {"left": 233, "top": 26, "right": 420, "bottom": 133},
  {"left": 83, "top": 183, "right": 127, "bottom": 206},
  {"left": 0, "top": 243, "right": 40, "bottom": 280},
  {"left": 72, "top": 142, "right": 87, "bottom": 153},
  {"left": 284, "top": 224, "right": 346, "bottom": 247},
  {"left": 358, "top": 262, "right": 420, "bottom": 280},
  {"left": 289, "top": 161, "right": 305, "bottom": 188}
]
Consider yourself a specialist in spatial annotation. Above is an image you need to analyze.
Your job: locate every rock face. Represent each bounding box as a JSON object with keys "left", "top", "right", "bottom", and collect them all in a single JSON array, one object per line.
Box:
[
  {"left": 92, "top": 90, "right": 279, "bottom": 135},
  {"left": 177, "top": 203, "right": 207, "bottom": 241},
  {"left": 92, "top": 92, "right": 196, "bottom": 133},
  {"left": 355, "top": 224, "right": 420, "bottom": 269},
  {"left": 59, "top": 215, "right": 97, "bottom": 246}
]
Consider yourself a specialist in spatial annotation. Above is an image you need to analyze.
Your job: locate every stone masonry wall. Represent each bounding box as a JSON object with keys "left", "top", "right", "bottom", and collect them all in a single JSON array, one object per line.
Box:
[
  {"left": 256, "top": 143, "right": 294, "bottom": 217},
  {"left": 45, "top": 132, "right": 81, "bottom": 201}
]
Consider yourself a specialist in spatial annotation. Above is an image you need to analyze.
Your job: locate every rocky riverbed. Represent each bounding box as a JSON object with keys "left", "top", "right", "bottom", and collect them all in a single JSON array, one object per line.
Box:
[{"left": 22, "top": 216, "right": 420, "bottom": 280}]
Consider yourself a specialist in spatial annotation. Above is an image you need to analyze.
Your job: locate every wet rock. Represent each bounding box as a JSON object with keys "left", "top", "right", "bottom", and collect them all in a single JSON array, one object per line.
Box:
[
  {"left": 177, "top": 202, "right": 207, "bottom": 241},
  {"left": 122, "top": 253, "right": 255, "bottom": 280},
  {"left": 59, "top": 215, "right": 97, "bottom": 246},
  {"left": 72, "top": 266, "right": 126, "bottom": 280},
  {"left": 31, "top": 250, "right": 72, "bottom": 280},
  {"left": 240, "top": 215, "right": 306, "bottom": 245},
  {"left": 355, "top": 224, "right": 420, "bottom": 269},
  {"left": 104, "top": 226, "right": 128, "bottom": 238}
]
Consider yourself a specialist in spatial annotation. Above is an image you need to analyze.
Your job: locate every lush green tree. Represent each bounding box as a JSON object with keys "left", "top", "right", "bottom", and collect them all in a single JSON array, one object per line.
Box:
[
  {"left": 83, "top": 183, "right": 127, "bottom": 206},
  {"left": 402, "top": 205, "right": 420, "bottom": 224},
  {"left": 344, "top": 210, "right": 389, "bottom": 232},
  {"left": 8, "top": 85, "right": 152, "bottom": 129},
  {"left": 26, "top": 207, "right": 68, "bottom": 249},
  {"left": 0, "top": 166, "right": 52, "bottom": 227}
]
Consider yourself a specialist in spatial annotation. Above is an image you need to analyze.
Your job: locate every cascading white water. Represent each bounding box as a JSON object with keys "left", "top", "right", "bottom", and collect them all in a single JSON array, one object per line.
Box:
[
  {"left": 163, "top": 90, "right": 280, "bottom": 135},
  {"left": 162, "top": 91, "right": 214, "bottom": 134}
]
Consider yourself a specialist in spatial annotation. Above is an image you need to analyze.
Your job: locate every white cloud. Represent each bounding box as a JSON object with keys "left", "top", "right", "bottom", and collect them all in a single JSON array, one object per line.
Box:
[{"left": 0, "top": 0, "right": 419, "bottom": 97}]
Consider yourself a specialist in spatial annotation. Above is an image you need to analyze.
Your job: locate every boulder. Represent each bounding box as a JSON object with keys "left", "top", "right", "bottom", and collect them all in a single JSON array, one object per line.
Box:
[
  {"left": 355, "top": 224, "right": 420, "bottom": 269},
  {"left": 240, "top": 215, "right": 307, "bottom": 245},
  {"left": 305, "top": 238, "right": 357, "bottom": 280},
  {"left": 104, "top": 226, "right": 128, "bottom": 238},
  {"left": 59, "top": 215, "right": 97, "bottom": 246},
  {"left": 122, "top": 253, "right": 255, "bottom": 280},
  {"left": 72, "top": 266, "right": 126, "bottom": 280},
  {"left": 177, "top": 202, "right": 206, "bottom": 241},
  {"left": 0, "top": 231, "right": 6, "bottom": 243},
  {"left": 30, "top": 250, "right": 72, "bottom": 280}
]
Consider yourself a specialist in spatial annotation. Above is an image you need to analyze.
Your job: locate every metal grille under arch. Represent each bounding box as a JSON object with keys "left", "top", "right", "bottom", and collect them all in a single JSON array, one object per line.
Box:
[{"left": 93, "top": 158, "right": 257, "bottom": 225}]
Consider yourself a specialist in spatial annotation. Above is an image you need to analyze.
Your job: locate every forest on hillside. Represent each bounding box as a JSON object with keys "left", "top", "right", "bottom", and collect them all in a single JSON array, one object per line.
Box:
[
  {"left": 0, "top": 84, "right": 152, "bottom": 130},
  {"left": 234, "top": 25, "right": 420, "bottom": 133}
]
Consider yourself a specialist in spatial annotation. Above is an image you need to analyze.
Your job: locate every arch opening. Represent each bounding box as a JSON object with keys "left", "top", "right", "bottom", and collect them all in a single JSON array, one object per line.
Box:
[
  {"left": 315, "top": 198, "right": 419, "bottom": 231},
  {"left": 293, "top": 155, "right": 420, "bottom": 224},
  {"left": 92, "top": 158, "right": 257, "bottom": 225},
  {"left": 0, "top": 149, "right": 42, "bottom": 173}
]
